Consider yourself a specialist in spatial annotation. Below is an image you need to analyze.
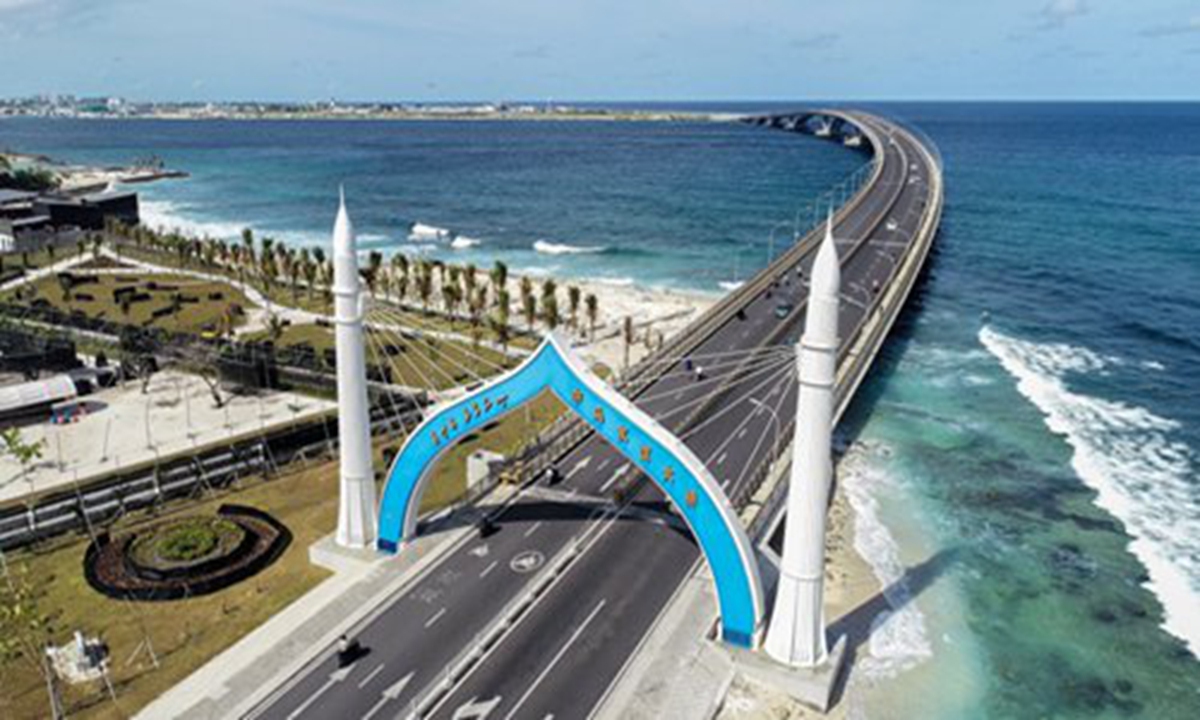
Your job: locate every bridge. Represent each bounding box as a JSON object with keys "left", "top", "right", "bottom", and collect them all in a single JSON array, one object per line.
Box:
[{"left": 251, "top": 108, "right": 944, "bottom": 720}]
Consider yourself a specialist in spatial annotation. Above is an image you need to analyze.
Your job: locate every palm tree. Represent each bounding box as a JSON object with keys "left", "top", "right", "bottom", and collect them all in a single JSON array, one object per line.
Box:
[
  {"left": 300, "top": 248, "right": 315, "bottom": 300},
  {"left": 585, "top": 293, "right": 599, "bottom": 341},
  {"left": 365, "top": 250, "right": 383, "bottom": 299},
  {"left": 494, "top": 288, "right": 511, "bottom": 351},
  {"left": 522, "top": 290, "right": 537, "bottom": 332},
  {"left": 518, "top": 276, "right": 533, "bottom": 322},
  {"left": 255, "top": 235, "right": 273, "bottom": 289},
  {"left": 492, "top": 306, "right": 511, "bottom": 355},
  {"left": 391, "top": 253, "right": 409, "bottom": 301},
  {"left": 240, "top": 228, "right": 255, "bottom": 271},
  {"left": 623, "top": 316, "right": 634, "bottom": 371},
  {"left": 567, "top": 285, "right": 581, "bottom": 330},
  {"left": 443, "top": 283, "right": 461, "bottom": 317},
  {"left": 416, "top": 261, "right": 434, "bottom": 313},
  {"left": 542, "top": 292, "right": 560, "bottom": 331},
  {"left": 490, "top": 261, "right": 508, "bottom": 305}
]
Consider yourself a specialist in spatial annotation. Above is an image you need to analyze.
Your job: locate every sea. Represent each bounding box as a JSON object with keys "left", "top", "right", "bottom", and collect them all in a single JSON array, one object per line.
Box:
[{"left": 3, "top": 102, "right": 1198, "bottom": 718}]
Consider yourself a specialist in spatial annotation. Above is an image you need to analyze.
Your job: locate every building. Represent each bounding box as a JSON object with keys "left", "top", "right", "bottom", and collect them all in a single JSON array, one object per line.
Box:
[
  {"left": 0, "top": 374, "right": 78, "bottom": 427},
  {"left": 35, "top": 190, "right": 139, "bottom": 230}
]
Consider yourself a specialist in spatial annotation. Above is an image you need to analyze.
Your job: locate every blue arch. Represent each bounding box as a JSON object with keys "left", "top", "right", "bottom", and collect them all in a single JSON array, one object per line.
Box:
[{"left": 377, "top": 334, "right": 765, "bottom": 647}]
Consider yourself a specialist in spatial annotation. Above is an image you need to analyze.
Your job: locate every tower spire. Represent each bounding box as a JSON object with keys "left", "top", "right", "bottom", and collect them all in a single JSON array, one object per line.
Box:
[
  {"left": 763, "top": 214, "right": 840, "bottom": 667},
  {"left": 332, "top": 189, "right": 378, "bottom": 549}
]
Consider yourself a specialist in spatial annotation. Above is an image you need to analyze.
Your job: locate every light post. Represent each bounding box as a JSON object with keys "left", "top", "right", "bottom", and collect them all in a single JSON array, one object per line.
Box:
[{"left": 767, "top": 221, "right": 792, "bottom": 266}]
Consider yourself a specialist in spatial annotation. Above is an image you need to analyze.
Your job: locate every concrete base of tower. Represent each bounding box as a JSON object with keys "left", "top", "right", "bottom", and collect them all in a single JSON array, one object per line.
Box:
[{"left": 726, "top": 634, "right": 848, "bottom": 714}]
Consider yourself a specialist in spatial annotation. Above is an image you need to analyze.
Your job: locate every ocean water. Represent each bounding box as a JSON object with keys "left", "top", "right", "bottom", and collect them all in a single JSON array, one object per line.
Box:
[
  {"left": 3, "top": 103, "right": 1198, "bottom": 717},
  {"left": 0, "top": 116, "right": 862, "bottom": 294}
]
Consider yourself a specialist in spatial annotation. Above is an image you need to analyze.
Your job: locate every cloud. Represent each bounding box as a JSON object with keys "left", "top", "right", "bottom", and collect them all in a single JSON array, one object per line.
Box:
[
  {"left": 790, "top": 32, "right": 839, "bottom": 50},
  {"left": 1037, "top": 0, "right": 1089, "bottom": 30},
  {"left": 1139, "top": 16, "right": 1200, "bottom": 37}
]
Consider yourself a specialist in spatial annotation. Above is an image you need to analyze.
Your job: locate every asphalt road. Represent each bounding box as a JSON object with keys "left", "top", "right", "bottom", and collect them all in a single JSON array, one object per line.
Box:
[{"left": 252, "top": 111, "right": 938, "bottom": 720}]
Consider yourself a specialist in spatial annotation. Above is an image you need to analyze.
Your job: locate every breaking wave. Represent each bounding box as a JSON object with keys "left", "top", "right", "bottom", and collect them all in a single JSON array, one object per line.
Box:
[
  {"left": 450, "top": 236, "right": 481, "bottom": 250},
  {"left": 980, "top": 325, "right": 1200, "bottom": 658},
  {"left": 532, "top": 240, "right": 607, "bottom": 255},
  {"left": 409, "top": 222, "right": 451, "bottom": 241},
  {"left": 139, "top": 199, "right": 249, "bottom": 241},
  {"left": 842, "top": 442, "right": 934, "bottom": 679}
]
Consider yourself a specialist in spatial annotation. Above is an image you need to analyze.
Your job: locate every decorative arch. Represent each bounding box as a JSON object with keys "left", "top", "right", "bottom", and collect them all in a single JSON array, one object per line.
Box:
[{"left": 377, "top": 333, "right": 765, "bottom": 647}]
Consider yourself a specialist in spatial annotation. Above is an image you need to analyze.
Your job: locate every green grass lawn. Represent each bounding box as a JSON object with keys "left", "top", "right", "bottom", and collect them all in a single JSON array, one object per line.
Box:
[
  {"left": 3, "top": 272, "right": 254, "bottom": 336},
  {"left": 110, "top": 241, "right": 539, "bottom": 349}
]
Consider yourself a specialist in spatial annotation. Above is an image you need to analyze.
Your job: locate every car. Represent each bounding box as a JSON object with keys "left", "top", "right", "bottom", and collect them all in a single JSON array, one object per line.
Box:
[{"left": 774, "top": 302, "right": 794, "bottom": 319}]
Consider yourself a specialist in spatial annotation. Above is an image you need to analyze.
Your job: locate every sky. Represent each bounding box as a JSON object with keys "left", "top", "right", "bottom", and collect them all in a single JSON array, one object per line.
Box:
[{"left": 1, "top": 0, "right": 1198, "bottom": 101}]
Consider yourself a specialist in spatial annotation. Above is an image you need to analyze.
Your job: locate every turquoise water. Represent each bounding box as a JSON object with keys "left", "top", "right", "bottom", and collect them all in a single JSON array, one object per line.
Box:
[
  {"left": 3, "top": 103, "right": 1198, "bottom": 717},
  {"left": 838, "top": 103, "right": 1200, "bottom": 718}
]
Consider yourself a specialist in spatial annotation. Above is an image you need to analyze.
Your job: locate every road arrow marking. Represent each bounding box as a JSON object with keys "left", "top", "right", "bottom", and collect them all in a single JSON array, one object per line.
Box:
[
  {"left": 362, "top": 671, "right": 415, "bottom": 720},
  {"left": 469, "top": 544, "right": 489, "bottom": 558},
  {"left": 452, "top": 695, "right": 502, "bottom": 719},
  {"left": 286, "top": 664, "right": 353, "bottom": 719},
  {"left": 567, "top": 455, "right": 591, "bottom": 478}
]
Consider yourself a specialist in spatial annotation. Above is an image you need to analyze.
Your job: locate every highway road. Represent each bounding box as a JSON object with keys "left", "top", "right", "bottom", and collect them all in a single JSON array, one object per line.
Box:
[{"left": 250, "top": 110, "right": 941, "bottom": 720}]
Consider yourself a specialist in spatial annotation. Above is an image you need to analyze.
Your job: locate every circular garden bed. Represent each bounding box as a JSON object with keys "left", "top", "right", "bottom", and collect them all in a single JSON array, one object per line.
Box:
[{"left": 85, "top": 505, "right": 291, "bottom": 600}]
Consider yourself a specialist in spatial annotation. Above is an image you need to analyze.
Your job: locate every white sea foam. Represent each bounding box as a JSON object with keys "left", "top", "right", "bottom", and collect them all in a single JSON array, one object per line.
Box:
[
  {"left": 139, "top": 199, "right": 250, "bottom": 241},
  {"left": 842, "top": 444, "right": 934, "bottom": 679},
  {"left": 718, "top": 280, "right": 745, "bottom": 292},
  {"left": 409, "top": 222, "right": 450, "bottom": 241},
  {"left": 980, "top": 325, "right": 1200, "bottom": 658},
  {"left": 593, "top": 276, "right": 634, "bottom": 287},
  {"left": 450, "top": 236, "right": 481, "bottom": 250},
  {"left": 532, "top": 239, "right": 606, "bottom": 255}
]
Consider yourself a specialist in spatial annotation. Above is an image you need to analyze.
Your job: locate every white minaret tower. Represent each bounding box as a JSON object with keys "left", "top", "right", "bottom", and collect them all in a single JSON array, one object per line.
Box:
[
  {"left": 332, "top": 189, "right": 378, "bottom": 549},
  {"left": 764, "top": 215, "right": 840, "bottom": 667}
]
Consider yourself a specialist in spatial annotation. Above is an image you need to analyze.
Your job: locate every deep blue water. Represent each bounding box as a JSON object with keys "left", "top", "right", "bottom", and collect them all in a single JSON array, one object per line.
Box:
[{"left": 3, "top": 103, "right": 1198, "bottom": 717}]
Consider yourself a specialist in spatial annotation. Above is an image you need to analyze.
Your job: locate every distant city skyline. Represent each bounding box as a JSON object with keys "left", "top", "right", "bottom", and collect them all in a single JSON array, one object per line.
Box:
[{"left": 1, "top": 0, "right": 1199, "bottom": 101}]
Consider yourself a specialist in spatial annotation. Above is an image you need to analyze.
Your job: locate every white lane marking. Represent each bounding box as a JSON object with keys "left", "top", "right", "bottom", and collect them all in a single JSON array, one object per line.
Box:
[
  {"left": 598, "top": 463, "right": 630, "bottom": 494},
  {"left": 524, "top": 521, "right": 543, "bottom": 537},
  {"left": 285, "top": 665, "right": 353, "bottom": 719},
  {"left": 480, "top": 560, "right": 499, "bottom": 578},
  {"left": 567, "top": 455, "right": 591, "bottom": 478},
  {"left": 357, "top": 663, "right": 386, "bottom": 689},
  {"left": 737, "top": 427, "right": 748, "bottom": 439},
  {"left": 502, "top": 600, "right": 608, "bottom": 720},
  {"left": 425, "top": 607, "right": 447, "bottom": 628},
  {"left": 362, "top": 671, "right": 415, "bottom": 720},
  {"left": 596, "top": 457, "right": 610, "bottom": 471},
  {"left": 715, "top": 451, "right": 728, "bottom": 467},
  {"left": 453, "top": 695, "right": 502, "bottom": 719}
]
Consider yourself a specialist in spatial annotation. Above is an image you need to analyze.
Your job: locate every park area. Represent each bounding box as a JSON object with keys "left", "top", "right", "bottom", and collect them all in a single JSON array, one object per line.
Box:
[
  {"left": 2, "top": 270, "right": 252, "bottom": 337},
  {"left": 0, "top": 389, "right": 565, "bottom": 720}
]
